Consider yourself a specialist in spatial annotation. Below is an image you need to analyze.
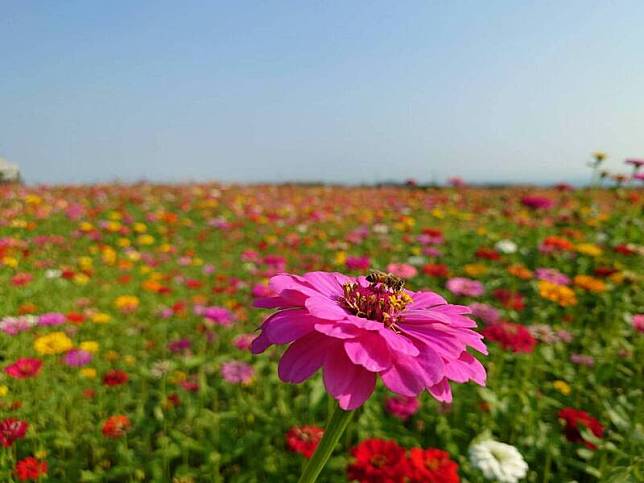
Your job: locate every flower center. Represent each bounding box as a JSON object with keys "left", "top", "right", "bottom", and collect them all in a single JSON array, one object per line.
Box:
[
  {"left": 340, "top": 282, "right": 411, "bottom": 329},
  {"left": 370, "top": 454, "right": 387, "bottom": 468}
]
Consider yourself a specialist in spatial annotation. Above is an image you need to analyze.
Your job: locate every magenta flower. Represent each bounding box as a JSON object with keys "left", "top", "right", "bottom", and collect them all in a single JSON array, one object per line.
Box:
[
  {"left": 446, "top": 277, "right": 485, "bottom": 297},
  {"left": 252, "top": 271, "right": 486, "bottom": 410},
  {"left": 384, "top": 395, "right": 420, "bottom": 420},
  {"left": 198, "top": 306, "right": 235, "bottom": 327},
  {"left": 521, "top": 195, "right": 555, "bottom": 210},
  {"left": 633, "top": 314, "right": 644, "bottom": 333},
  {"left": 345, "top": 256, "right": 371, "bottom": 271},
  {"left": 62, "top": 349, "right": 92, "bottom": 367},
  {"left": 38, "top": 312, "right": 67, "bottom": 326}
]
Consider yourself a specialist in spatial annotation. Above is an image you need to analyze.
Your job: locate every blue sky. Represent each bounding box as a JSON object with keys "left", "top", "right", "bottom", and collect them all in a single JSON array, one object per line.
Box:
[{"left": 1, "top": 1, "right": 643, "bottom": 185}]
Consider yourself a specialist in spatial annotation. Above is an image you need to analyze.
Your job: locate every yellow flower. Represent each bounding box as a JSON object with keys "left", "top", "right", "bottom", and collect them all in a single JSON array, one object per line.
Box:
[
  {"left": 0, "top": 385, "right": 9, "bottom": 397},
  {"left": 105, "top": 221, "right": 122, "bottom": 232},
  {"left": 114, "top": 295, "right": 139, "bottom": 312},
  {"left": 34, "top": 450, "right": 48, "bottom": 459},
  {"left": 169, "top": 371, "right": 187, "bottom": 384},
  {"left": 538, "top": 281, "right": 577, "bottom": 307},
  {"left": 79, "top": 222, "right": 94, "bottom": 232},
  {"left": 74, "top": 273, "right": 90, "bottom": 285},
  {"left": 102, "top": 247, "right": 117, "bottom": 265},
  {"left": 105, "top": 350, "right": 120, "bottom": 362},
  {"left": 123, "top": 355, "right": 136, "bottom": 366},
  {"left": 334, "top": 251, "right": 347, "bottom": 266},
  {"left": 576, "top": 243, "right": 602, "bottom": 257},
  {"left": 553, "top": 380, "right": 571, "bottom": 396},
  {"left": 34, "top": 332, "right": 74, "bottom": 355},
  {"left": 80, "top": 368, "right": 97, "bottom": 379},
  {"left": 78, "top": 256, "right": 93, "bottom": 269},
  {"left": 2, "top": 256, "right": 18, "bottom": 268},
  {"left": 464, "top": 263, "right": 487, "bottom": 277},
  {"left": 574, "top": 275, "right": 607, "bottom": 293},
  {"left": 80, "top": 341, "right": 99, "bottom": 353},
  {"left": 137, "top": 234, "right": 155, "bottom": 246},
  {"left": 91, "top": 312, "right": 111, "bottom": 324}
]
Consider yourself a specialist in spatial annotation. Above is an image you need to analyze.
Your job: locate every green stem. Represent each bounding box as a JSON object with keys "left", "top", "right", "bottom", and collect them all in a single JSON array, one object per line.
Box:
[{"left": 298, "top": 403, "right": 354, "bottom": 483}]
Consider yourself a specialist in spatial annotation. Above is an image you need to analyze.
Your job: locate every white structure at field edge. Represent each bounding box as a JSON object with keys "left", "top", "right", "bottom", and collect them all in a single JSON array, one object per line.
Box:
[{"left": 0, "top": 157, "right": 21, "bottom": 182}]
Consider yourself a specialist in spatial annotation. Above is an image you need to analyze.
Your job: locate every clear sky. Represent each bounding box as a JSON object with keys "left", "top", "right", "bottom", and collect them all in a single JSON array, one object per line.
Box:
[{"left": 1, "top": 1, "right": 643, "bottom": 185}]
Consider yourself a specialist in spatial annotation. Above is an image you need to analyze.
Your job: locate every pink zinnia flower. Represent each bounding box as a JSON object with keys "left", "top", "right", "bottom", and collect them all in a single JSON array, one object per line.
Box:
[
  {"left": 384, "top": 395, "right": 420, "bottom": 420},
  {"left": 521, "top": 195, "right": 555, "bottom": 210},
  {"left": 252, "top": 271, "right": 486, "bottom": 410},
  {"left": 62, "top": 349, "right": 92, "bottom": 367},
  {"left": 4, "top": 358, "right": 43, "bottom": 379},
  {"left": 346, "top": 256, "right": 371, "bottom": 271},
  {"left": 536, "top": 268, "right": 570, "bottom": 286},
  {"left": 199, "top": 306, "right": 235, "bottom": 327},
  {"left": 386, "top": 263, "right": 418, "bottom": 280},
  {"left": 221, "top": 361, "right": 255, "bottom": 384},
  {"left": 446, "top": 278, "right": 485, "bottom": 297},
  {"left": 632, "top": 314, "right": 644, "bottom": 333},
  {"left": 38, "top": 312, "right": 66, "bottom": 326}
]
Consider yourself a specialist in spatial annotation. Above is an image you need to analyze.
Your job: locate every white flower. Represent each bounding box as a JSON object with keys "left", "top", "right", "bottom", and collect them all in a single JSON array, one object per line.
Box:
[
  {"left": 45, "top": 269, "right": 62, "bottom": 279},
  {"left": 372, "top": 223, "right": 389, "bottom": 234},
  {"left": 495, "top": 239, "right": 518, "bottom": 254},
  {"left": 407, "top": 255, "right": 427, "bottom": 266},
  {"left": 469, "top": 440, "right": 528, "bottom": 482}
]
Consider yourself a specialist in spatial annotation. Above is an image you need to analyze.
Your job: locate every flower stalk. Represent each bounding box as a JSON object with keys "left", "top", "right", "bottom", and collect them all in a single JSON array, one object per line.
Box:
[{"left": 298, "top": 403, "right": 354, "bottom": 483}]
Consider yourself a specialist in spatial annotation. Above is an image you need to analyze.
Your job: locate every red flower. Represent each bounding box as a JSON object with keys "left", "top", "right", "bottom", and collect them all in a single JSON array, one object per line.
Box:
[
  {"left": 482, "top": 322, "right": 536, "bottom": 353},
  {"left": 66, "top": 311, "right": 86, "bottom": 324},
  {"left": 406, "top": 448, "right": 460, "bottom": 483},
  {"left": 0, "top": 418, "right": 29, "bottom": 447},
  {"left": 285, "top": 425, "right": 324, "bottom": 458},
  {"left": 102, "top": 415, "right": 131, "bottom": 438},
  {"left": 558, "top": 407, "right": 604, "bottom": 449},
  {"left": 475, "top": 247, "right": 501, "bottom": 261},
  {"left": 347, "top": 439, "right": 408, "bottom": 483},
  {"left": 103, "top": 369, "right": 129, "bottom": 386},
  {"left": 4, "top": 358, "right": 43, "bottom": 379},
  {"left": 594, "top": 266, "right": 618, "bottom": 277},
  {"left": 614, "top": 244, "right": 636, "bottom": 256},
  {"left": 15, "top": 457, "right": 48, "bottom": 481},
  {"left": 422, "top": 264, "right": 449, "bottom": 278},
  {"left": 11, "top": 273, "right": 33, "bottom": 287},
  {"left": 493, "top": 289, "right": 525, "bottom": 311}
]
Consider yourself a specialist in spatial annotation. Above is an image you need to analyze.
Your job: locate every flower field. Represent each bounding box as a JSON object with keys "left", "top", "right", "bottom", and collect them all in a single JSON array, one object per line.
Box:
[{"left": 0, "top": 183, "right": 642, "bottom": 482}]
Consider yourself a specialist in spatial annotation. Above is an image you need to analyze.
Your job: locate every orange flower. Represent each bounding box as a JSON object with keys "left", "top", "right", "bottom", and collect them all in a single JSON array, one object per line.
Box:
[
  {"left": 574, "top": 275, "right": 606, "bottom": 293},
  {"left": 508, "top": 264, "right": 533, "bottom": 280}
]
